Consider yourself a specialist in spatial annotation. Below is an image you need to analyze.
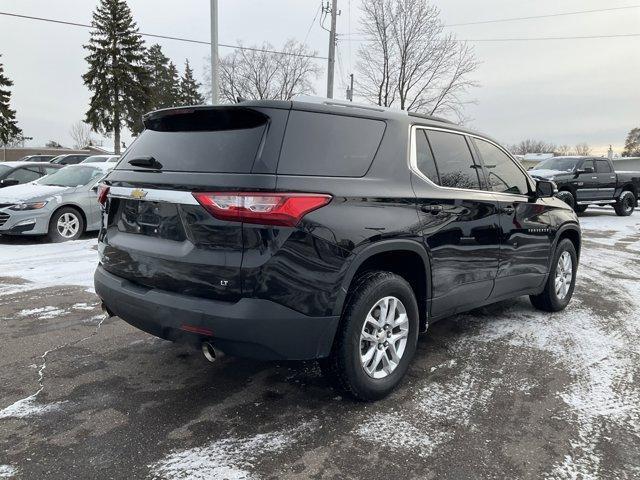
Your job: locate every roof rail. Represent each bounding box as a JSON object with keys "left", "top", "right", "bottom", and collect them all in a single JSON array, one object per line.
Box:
[
  {"left": 293, "top": 95, "right": 404, "bottom": 114},
  {"left": 407, "top": 111, "right": 454, "bottom": 125}
]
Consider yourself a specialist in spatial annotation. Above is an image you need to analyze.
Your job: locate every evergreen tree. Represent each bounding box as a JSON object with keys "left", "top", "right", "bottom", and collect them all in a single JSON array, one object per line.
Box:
[
  {"left": 180, "top": 59, "right": 205, "bottom": 105},
  {"left": 0, "top": 55, "right": 22, "bottom": 147},
  {"left": 622, "top": 128, "right": 640, "bottom": 157},
  {"left": 145, "top": 44, "right": 180, "bottom": 110},
  {"left": 82, "top": 0, "right": 149, "bottom": 154}
]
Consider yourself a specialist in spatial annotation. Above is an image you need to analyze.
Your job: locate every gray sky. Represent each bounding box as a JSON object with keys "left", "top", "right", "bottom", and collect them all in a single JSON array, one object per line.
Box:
[{"left": 0, "top": 0, "right": 638, "bottom": 155}]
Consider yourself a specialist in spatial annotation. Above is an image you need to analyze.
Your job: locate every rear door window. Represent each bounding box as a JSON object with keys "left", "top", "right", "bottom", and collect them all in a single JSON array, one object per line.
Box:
[
  {"left": 277, "top": 111, "right": 385, "bottom": 177},
  {"left": 426, "top": 130, "right": 481, "bottom": 190},
  {"left": 596, "top": 159, "right": 612, "bottom": 173}
]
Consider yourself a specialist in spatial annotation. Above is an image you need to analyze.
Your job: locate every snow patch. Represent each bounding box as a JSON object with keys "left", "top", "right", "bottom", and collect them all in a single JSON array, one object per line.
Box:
[
  {"left": 150, "top": 422, "right": 315, "bottom": 480},
  {"left": 0, "top": 239, "right": 97, "bottom": 295},
  {"left": 18, "top": 306, "right": 67, "bottom": 320},
  {"left": 0, "top": 465, "right": 17, "bottom": 478},
  {"left": 0, "top": 394, "right": 64, "bottom": 419}
]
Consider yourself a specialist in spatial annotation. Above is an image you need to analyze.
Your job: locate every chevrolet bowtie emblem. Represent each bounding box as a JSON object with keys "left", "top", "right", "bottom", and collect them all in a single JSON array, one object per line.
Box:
[{"left": 130, "top": 188, "right": 147, "bottom": 199}]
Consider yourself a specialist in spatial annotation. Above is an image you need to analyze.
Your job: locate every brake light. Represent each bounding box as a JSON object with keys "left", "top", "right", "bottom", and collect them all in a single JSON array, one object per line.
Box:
[
  {"left": 192, "top": 192, "right": 332, "bottom": 227},
  {"left": 97, "top": 184, "right": 110, "bottom": 206}
]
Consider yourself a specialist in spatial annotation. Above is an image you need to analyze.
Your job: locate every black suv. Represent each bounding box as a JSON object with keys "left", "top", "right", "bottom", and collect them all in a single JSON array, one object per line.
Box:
[{"left": 95, "top": 99, "right": 581, "bottom": 400}]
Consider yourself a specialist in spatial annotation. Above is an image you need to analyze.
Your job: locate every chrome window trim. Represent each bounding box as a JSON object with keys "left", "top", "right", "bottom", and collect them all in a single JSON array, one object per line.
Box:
[
  {"left": 409, "top": 124, "right": 534, "bottom": 198},
  {"left": 108, "top": 186, "right": 199, "bottom": 205}
]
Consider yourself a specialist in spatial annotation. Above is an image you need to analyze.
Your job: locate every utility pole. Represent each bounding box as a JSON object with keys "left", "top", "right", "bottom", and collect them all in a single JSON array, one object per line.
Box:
[
  {"left": 210, "top": 0, "right": 220, "bottom": 105},
  {"left": 346, "top": 73, "right": 354, "bottom": 101},
  {"left": 326, "top": 0, "right": 338, "bottom": 99}
]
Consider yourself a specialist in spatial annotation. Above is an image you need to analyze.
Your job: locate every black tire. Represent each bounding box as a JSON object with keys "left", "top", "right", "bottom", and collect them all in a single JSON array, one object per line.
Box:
[
  {"left": 555, "top": 191, "right": 576, "bottom": 210},
  {"left": 321, "top": 271, "right": 419, "bottom": 401},
  {"left": 574, "top": 204, "right": 588, "bottom": 214},
  {"left": 48, "top": 207, "right": 84, "bottom": 242},
  {"left": 614, "top": 191, "right": 636, "bottom": 217},
  {"left": 530, "top": 239, "right": 577, "bottom": 312}
]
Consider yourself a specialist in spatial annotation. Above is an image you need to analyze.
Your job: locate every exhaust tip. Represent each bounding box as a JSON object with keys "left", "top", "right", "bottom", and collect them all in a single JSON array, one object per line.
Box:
[{"left": 202, "top": 342, "right": 217, "bottom": 363}]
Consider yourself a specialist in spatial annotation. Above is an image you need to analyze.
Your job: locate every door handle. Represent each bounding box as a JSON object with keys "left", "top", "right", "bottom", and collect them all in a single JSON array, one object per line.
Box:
[
  {"left": 500, "top": 205, "right": 515, "bottom": 215},
  {"left": 421, "top": 204, "right": 443, "bottom": 214}
]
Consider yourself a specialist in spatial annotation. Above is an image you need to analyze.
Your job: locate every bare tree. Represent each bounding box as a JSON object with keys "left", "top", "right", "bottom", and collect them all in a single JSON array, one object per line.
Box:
[
  {"left": 357, "top": 0, "right": 478, "bottom": 119},
  {"left": 509, "top": 139, "right": 556, "bottom": 156},
  {"left": 69, "top": 121, "right": 95, "bottom": 149},
  {"left": 205, "top": 40, "right": 322, "bottom": 103},
  {"left": 554, "top": 145, "right": 572, "bottom": 156},
  {"left": 574, "top": 142, "right": 592, "bottom": 156}
]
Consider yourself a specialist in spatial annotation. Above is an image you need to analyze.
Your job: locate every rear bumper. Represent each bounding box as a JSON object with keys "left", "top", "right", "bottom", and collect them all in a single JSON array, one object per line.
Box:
[{"left": 94, "top": 265, "right": 340, "bottom": 361}]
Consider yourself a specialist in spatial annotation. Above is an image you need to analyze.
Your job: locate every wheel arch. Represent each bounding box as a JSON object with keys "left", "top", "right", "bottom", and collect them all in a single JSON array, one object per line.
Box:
[
  {"left": 554, "top": 224, "right": 581, "bottom": 262},
  {"left": 335, "top": 240, "right": 431, "bottom": 331}
]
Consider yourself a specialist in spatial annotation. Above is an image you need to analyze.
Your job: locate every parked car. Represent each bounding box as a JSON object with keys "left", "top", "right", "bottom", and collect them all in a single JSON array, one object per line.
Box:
[
  {"left": 0, "top": 161, "right": 62, "bottom": 188},
  {"left": 16, "top": 155, "right": 56, "bottom": 163},
  {"left": 94, "top": 99, "right": 581, "bottom": 401},
  {"left": 0, "top": 163, "right": 113, "bottom": 241},
  {"left": 81, "top": 155, "right": 120, "bottom": 164},
  {"left": 530, "top": 156, "right": 640, "bottom": 215},
  {"left": 50, "top": 154, "right": 90, "bottom": 165}
]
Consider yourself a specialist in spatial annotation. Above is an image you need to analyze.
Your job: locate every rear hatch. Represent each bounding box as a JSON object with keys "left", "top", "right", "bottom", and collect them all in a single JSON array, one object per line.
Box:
[{"left": 99, "top": 105, "right": 289, "bottom": 302}]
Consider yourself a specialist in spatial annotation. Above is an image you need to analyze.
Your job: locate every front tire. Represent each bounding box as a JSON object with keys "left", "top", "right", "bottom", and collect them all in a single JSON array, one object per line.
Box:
[
  {"left": 321, "top": 271, "right": 419, "bottom": 401},
  {"left": 530, "top": 239, "right": 577, "bottom": 312},
  {"left": 48, "top": 207, "right": 84, "bottom": 242},
  {"left": 574, "top": 204, "right": 588, "bottom": 214},
  {"left": 555, "top": 191, "right": 576, "bottom": 210},
  {"left": 614, "top": 191, "right": 636, "bottom": 217}
]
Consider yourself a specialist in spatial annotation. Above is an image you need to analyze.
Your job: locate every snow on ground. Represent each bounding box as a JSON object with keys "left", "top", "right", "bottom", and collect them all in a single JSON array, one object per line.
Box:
[
  {"left": 150, "top": 422, "right": 317, "bottom": 480},
  {"left": 0, "top": 238, "right": 97, "bottom": 295},
  {"left": 0, "top": 394, "right": 64, "bottom": 419},
  {"left": 0, "top": 465, "right": 17, "bottom": 478}
]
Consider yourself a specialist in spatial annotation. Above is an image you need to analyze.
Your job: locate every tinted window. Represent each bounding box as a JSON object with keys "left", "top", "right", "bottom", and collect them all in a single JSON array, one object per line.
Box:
[
  {"left": 415, "top": 130, "right": 439, "bottom": 182},
  {"left": 581, "top": 159, "right": 595, "bottom": 172},
  {"left": 119, "top": 110, "right": 268, "bottom": 173},
  {"left": 278, "top": 111, "right": 385, "bottom": 177},
  {"left": 7, "top": 167, "right": 41, "bottom": 183},
  {"left": 474, "top": 138, "right": 529, "bottom": 195},
  {"left": 596, "top": 159, "right": 612, "bottom": 173},
  {"left": 427, "top": 131, "right": 480, "bottom": 189}
]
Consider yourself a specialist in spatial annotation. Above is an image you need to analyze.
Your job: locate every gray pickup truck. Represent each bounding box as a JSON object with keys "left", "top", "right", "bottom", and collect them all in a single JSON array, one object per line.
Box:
[{"left": 530, "top": 156, "right": 640, "bottom": 216}]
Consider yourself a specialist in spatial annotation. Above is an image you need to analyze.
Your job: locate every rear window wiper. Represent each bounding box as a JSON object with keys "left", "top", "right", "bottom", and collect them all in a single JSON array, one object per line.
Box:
[{"left": 128, "top": 156, "right": 163, "bottom": 169}]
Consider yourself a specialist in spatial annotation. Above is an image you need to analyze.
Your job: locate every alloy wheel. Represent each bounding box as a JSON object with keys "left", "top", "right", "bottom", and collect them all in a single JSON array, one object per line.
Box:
[
  {"left": 555, "top": 251, "right": 573, "bottom": 300},
  {"left": 57, "top": 212, "right": 80, "bottom": 238},
  {"left": 359, "top": 296, "right": 409, "bottom": 379}
]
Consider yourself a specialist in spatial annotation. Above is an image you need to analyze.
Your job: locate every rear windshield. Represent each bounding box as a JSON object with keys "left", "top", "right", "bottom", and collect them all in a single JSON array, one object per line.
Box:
[
  {"left": 277, "top": 111, "right": 386, "bottom": 177},
  {"left": 38, "top": 165, "right": 105, "bottom": 187},
  {"left": 118, "top": 108, "right": 268, "bottom": 173}
]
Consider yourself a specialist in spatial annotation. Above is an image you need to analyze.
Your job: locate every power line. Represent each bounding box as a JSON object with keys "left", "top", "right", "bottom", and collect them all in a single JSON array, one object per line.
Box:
[
  {"left": 445, "top": 5, "right": 640, "bottom": 27},
  {"left": 461, "top": 33, "right": 640, "bottom": 42},
  {"left": 0, "top": 11, "right": 328, "bottom": 60},
  {"left": 303, "top": 2, "right": 323, "bottom": 45},
  {"left": 340, "top": 32, "right": 640, "bottom": 42}
]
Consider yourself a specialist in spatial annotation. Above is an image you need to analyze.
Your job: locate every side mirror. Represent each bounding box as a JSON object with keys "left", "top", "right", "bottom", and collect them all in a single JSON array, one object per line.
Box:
[
  {"left": 0, "top": 179, "right": 20, "bottom": 188},
  {"left": 576, "top": 167, "right": 594, "bottom": 174},
  {"left": 536, "top": 179, "right": 557, "bottom": 198},
  {"left": 91, "top": 185, "right": 99, "bottom": 192}
]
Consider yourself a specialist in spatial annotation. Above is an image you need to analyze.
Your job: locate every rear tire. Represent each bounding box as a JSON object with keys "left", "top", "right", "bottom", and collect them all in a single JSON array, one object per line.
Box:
[
  {"left": 614, "top": 191, "right": 636, "bottom": 217},
  {"left": 321, "top": 271, "right": 419, "bottom": 401},
  {"left": 530, "top": 239, "right": 577, "bottom": 312},
  {"left": 555, "top": 191, "right": 576, "bottom": 210},
  {"left": 48, "top": 207, "right": 84, "bottom": 242}
]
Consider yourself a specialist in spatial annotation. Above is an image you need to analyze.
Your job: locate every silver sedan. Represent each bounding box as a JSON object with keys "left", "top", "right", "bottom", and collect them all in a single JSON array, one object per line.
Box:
[{"left": 0, "top": 163, "right": 113, "bottom": 242}]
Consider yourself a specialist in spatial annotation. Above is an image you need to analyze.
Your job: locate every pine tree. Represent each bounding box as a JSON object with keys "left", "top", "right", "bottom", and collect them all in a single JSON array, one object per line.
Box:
[
  {"left": 82, "top": 0, "right": 149, "bottom": 154},
  {"left": 180, "top": 59, "right": 205, "bottom": 105},
  {"left": 0, "top": 55, "right": 22, "bottom": 147},
  {"left": 145, "top": 44, "right": 180, "bottom": 110}
]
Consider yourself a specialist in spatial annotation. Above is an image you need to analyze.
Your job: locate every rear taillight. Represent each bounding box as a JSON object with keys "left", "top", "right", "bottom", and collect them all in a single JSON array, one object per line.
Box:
[
  {"left": 192, "top": 192, "right": 332, "bottom": 227},
  {"left": 97, "top": 184, "right": 110, "bottom": 206}
]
